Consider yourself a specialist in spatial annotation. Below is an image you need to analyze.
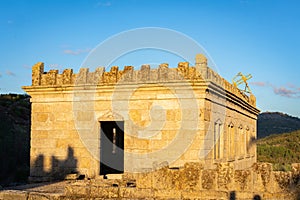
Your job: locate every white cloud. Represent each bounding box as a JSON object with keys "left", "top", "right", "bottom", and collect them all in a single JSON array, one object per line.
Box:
[
  {"left": 96, "top": 1, "right": 111, "bottom": 7},
  {"left": 6, "top": 70, "right": 16, "bottom": 76},
  {"left": 63, "top": 48, "right": 91, "bottom": 55},
  {"left": 23, "top": 65, "right": 31, "bottom": 69},
  {"left": 250, "top": 81, "right": 267, "bottom": 87},
  {"left": 273, "top": 86, "right": 298, "bottom": 98},
  {"left": 251, "top": 81, "right": 300, "bottom": 98}
]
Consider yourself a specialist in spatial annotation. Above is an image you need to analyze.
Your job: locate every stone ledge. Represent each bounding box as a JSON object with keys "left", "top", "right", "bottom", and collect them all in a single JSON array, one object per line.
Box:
[{"left": 24, "top": 54, "right": 257, "bottom": 107}]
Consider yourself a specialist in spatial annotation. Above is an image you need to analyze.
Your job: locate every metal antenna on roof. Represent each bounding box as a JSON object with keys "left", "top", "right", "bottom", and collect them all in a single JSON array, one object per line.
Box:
[{"left": 232, "top": 72, "right": 252, "bottom": 94}]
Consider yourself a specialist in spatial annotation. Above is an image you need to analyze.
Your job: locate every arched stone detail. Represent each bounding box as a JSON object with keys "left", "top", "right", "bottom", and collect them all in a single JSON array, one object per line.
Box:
[
  {"left": 228, "top": 121, "right": 234, "bottom": 128},
  {"left": 97, "top": 110, "right": 124, "bottom": 121}
]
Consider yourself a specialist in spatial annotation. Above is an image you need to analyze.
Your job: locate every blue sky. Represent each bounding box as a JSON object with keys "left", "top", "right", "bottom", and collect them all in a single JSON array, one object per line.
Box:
[{"left": 0, "top": 0, "right": 300, "bottom": 117}]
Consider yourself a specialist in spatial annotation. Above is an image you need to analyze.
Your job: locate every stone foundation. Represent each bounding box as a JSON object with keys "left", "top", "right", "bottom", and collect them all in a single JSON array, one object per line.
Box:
[{"left": 1, "top": 162, "right": 300, "bottom": 200}]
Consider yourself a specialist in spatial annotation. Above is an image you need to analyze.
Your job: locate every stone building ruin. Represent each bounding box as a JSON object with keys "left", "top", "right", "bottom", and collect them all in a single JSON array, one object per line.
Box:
[{"left": 22, "top": 54, "right": 260, "bottom": 181}]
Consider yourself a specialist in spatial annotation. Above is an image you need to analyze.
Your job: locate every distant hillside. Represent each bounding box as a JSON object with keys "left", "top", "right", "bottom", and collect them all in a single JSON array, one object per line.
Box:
[
  {"left": 257, "top": 129, "right": 300, "bottom": 171},
  {"left": 0, "top": 94, "right": 30, "bottom": 186},
  {"left": 257, "top": 112, "right": 300, "bottom": 138}
]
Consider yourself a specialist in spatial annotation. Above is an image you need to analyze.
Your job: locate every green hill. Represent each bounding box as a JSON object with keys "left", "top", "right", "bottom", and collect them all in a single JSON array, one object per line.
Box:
[
  {"left": 0, "top": 94, "right": 30, "bottom": 185},
  {"left": 257, "top": 129, "right": 300, "bottom": 171},
  {"left": 257, "top": 112, "right": 300, "bottom": 138}
]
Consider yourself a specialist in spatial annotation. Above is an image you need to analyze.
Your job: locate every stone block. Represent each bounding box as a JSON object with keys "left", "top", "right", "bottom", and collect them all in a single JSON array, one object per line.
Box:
[
  {"left": 65, "top": 184, "right": 90, "bottom": 197},
  {"left": 201, "top": 169, "right": 217, "bottom": 190},
  {"left": 76, "top": 68, "right": 89, "bottom": 84},
  {"left": 121, "top": 66, "right": 134, "bottom": 82},
  {"left": 94, "top": 101, "right": 112, "bottom": 111},
  {"left": 103, "top": 66, "right": 118, "bottom": 84},
  {"left": 28, "top": 192, "right": 52, "bottom": 200},
  {"left": 119, "top": 187, "right": 153, "bottom": 198},
  {"left": 79, "top": 157, "right": 92, "bottom": 169},
  {"left": 139, "top": 64, "right": 150, "bottom": 82},
  {"left": 36, "top": 113, "right": 49, "bottom": 122},
  {"left": 75, "top": 111, "right": 93, "bottom": 121},
  {"left": 154, "top": 189, "right": 181, "bottom": 199},
  {"left": 62, "top": 69, "right": 73, "bottom": 85},
  {"left": 135, "top": 172, "right": 153, "bottom": 189},
  {"left": 90, "top": 186, "right": 119, "bottom": 198},
  {"left": 150, "top": 69, "right": 158, "bottom": 81},
  {"left": 0, "top": 190, "right": 28, "bottom": 200},
  {"left": 33, "top": 130, "right": 49, "bottom": 139},
  {"left": 177, "top": 62, "right": 189, "bottom": 78},
  {"left": 32, "top": 62, "right": 44, "bottom": 86},
  {"left": 31, "top": 138, "right": 56, "bottom": 148}
]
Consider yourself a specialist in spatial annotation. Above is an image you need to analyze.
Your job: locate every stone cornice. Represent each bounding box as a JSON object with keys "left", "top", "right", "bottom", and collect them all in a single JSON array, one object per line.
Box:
[{"left": 23, "top": 54, "right": 258, "bottom": 111}]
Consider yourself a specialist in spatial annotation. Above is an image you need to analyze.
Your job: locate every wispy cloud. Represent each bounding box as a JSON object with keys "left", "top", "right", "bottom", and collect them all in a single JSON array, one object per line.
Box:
[
  {"left": 96, "top": 1, "right": 111, "bottom": 7},
  {"left": 6, "top": 70, "right": 15, "bottom": 76},
  {"left": 49, "top": 64, "right": 64, "bottom": 71},
  {"left": 7, "top": 20, "right": 13, "bottom": 24},
  {"left": 250, "top": 81, "right": 267, "bottom": 87},
  {"left": 0, "top": 73, "right": 2, "bottom": 78},
  {"left": 23, "top": 65, "right": 31, "bottom": 69},
  {"left": 251, "top": 81, "right": 300, "bottom": 98},
  {"left": 273, "top": 87, "right": 298, "bottom": 98},
  {"left": 60, "top": 44, "right": 70, "bottom": 48},
  {"left": 63, "top": 48, "right": 91, "bottom": 55}
]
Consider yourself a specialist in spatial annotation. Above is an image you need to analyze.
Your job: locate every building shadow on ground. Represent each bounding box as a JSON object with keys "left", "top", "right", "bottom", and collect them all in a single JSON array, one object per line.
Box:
[
  {"left": 30, "top": 146, "right": 78, "bottom": 182},
  {"left": 2, "top": 146, "right": 79, "bottom": 190}
]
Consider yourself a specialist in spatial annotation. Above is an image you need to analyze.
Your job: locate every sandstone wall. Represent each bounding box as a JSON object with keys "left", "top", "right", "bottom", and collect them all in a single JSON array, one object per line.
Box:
[
  {"left": 22, "top": 54, "right": 260, "bottom": 181},
  {"left": 61, "top": 162, "right": 300, "bottom": 200},
  {"left": 1, "top": 162, "right": 299, "bottom": 199}
]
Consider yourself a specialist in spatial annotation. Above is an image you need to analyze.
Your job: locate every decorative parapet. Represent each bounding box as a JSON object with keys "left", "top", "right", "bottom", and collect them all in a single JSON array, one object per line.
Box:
[
  {"left": 31, "top": 62, "right": 203, "bottom": 86},
  {"left": 29, "top": 54, "right": 256, "bottom": 107}
]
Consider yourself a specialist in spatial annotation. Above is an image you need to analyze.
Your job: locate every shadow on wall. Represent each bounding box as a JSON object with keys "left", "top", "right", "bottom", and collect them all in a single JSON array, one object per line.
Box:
[
  {"left": 31, "top": 146, "right": 78, "bottom": 182},
  {"left": 247, "top": 136, "right": 257, "bottom": 154},
  {"left": 230, "top": 191, "right": 261, "bottom": 200}
]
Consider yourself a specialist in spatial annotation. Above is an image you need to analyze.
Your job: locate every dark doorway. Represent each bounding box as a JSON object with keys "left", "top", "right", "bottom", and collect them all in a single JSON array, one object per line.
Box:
[{"left": 100, "top": 121, "right": 124, "bottom": 175}]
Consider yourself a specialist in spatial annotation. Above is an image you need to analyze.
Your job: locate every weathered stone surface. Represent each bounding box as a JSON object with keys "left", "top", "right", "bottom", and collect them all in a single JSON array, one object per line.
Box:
[
  {"left": 62, "top": 69, "right": 73, "bottom": 85},
  {"left": 201, "top": 169, "right": 217, "bottom": 190},
  {"left": 76, "top": 68, "right": 89, "bottom": 84},
  {"left": 121, "top": 66, "right": 134, "bottom": 82},
  {"left": 158, "top": 63, "right": 168, "bottom": 81},
  {"left": 23, "top": 54, "right": 260, "bottom": 183},
  {"left": 139, "top": 64, "right": 150, "bottom": 81},
  {"left": 0, "top": 190, "right": 28, "bottom": 200},
  {"left": 181, "top": 162, "right": 202, "bottom": 191},
  {"left": 103, "top": 66, "right": 118, "bottom": 83},
  {"left": 2, "top": 163, "right": 300, "bottom": 199},
  {"left": 216, "top": 163, "right": 234, "bottom": 190},
  {"left": 32, "top": 62, "right": 44, "bottom": 86},
  {"left": 177, "top": 62, "right": 189, "bottom": 78}
]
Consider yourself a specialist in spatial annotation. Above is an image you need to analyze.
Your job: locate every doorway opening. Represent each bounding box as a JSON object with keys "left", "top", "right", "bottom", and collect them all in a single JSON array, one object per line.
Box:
[{"left": 100, "top": 121, "right": 124, "bottom": 175}]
